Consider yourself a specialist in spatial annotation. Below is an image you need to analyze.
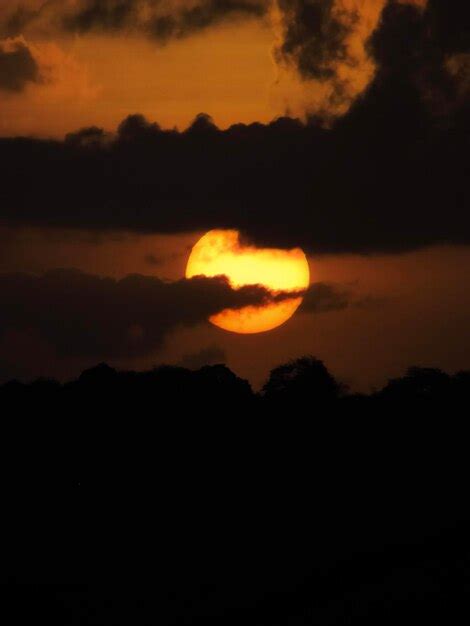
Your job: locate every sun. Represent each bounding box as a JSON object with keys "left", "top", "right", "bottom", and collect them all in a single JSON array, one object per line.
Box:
[{"left": 185, "top": 230, "right": 310, "bottom": 334}]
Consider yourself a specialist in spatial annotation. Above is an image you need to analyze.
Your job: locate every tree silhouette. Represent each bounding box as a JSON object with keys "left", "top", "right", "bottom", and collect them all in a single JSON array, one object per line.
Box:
[
  {"left": 262, "top": 356, "right": 345, "bottom": 405},
  {"left": 378, "top": 366, "right": 451, "bottom": 403}
]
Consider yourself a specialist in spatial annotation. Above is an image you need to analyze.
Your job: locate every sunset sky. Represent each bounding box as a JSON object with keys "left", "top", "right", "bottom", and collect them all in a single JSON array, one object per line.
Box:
[{"left": 0, "top": 0, "right": 469, "bottom": 390}]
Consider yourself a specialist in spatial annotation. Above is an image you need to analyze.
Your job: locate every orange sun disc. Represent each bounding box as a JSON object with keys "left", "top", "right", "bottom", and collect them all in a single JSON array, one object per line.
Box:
[{"left": 185, "top": 230, "right": 310, "bottom": 334}]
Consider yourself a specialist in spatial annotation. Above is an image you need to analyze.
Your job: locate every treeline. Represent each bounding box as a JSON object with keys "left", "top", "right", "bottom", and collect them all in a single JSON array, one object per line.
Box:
[{"left": 1, "top": 355, "right": 469, "bottom": 410}]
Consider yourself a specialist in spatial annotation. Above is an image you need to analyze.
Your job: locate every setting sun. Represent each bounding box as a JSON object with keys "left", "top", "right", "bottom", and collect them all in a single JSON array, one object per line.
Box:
[{"left": 186, "top": 230, "right": 310, "bottom": 334}]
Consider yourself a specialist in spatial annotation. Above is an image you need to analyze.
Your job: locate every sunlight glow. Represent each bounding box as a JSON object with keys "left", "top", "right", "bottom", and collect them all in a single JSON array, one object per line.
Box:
[{"left": 186, "top": 230, "right": 310, "bottom": 334}]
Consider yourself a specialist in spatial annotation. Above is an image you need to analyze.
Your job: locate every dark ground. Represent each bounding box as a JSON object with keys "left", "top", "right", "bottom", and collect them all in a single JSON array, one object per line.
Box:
[{"left": 1, "top": 358, "right": 470, "bottom": 624}]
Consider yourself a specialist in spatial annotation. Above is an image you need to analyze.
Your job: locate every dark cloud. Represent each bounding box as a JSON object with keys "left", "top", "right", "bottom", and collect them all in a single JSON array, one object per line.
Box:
[
  {"left": 274, "top": 0, "right": 357, "bottom": 81},
  {"left": 271, "top": 0, "right": 470, "bottom": 116},
  {"left": 144, "top": 253, "right": 164, "bottom": 266},
  {"left": 299, "top": 282, "right": 351, "bottom": 313},
  {"left": 145, "top": 0, "right": 267, "bottom": 42},
  {"left": 0, "top": 269, "right": 289, "bottom": 360},
  {"left": 0, "top": 105, "right": 467, "bottom": 254},
  {"left": 425, "top": 0, "right": 470, "bottom": 56},
  {"left": 0, "top": 38, "right": 40, "bottom": 91},
  {"left": 0, "top": 1, "right": 468, "bottom": 254},
  {"left": 356, "top": 1, "right": 469, "bottom": 122},
  {"left": 61, "top": 0, "right": 136, "bottom": 34},
  {"left": 299, "top": 282, "right": 388, "bottom": 314},
  {"left": 2, "top": 0, "right": 267, "bottom": 40},
  {"left": 178, "top": 345, "right": 227, "bottom": 369},
  {"left": 144, "top": 250, "right": 185, "bottom": 266}
]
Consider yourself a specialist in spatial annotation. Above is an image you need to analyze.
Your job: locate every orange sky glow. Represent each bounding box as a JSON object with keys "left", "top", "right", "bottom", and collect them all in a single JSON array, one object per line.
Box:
[
  {"left": 0, "top": 0, "right": 431, "bottom": 136},
  {"left": 2, "top": 0, "right": 467, "bottom": 396}
]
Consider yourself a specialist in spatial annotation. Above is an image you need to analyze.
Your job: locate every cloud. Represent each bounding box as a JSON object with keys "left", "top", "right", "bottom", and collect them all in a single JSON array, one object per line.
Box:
[
  {"left": 1, "top": 1, "right": 460, "bottom": 121},
  {"left": 0, "top": 102, "right": 467, "bottom": 254},
  {"left": 0, "top": 34, "right": 97, "bottom": 117},
  {"left": 144, "top": 250, "right": 185, "bottom": 266},
  {"left": 1, "top": 0, "right": 268, "bottom": 40},
  {"left": 299, "top": 282, "right": 351, "bottom": 313},
  {"left": 396, "top": 0, "right": 427, "bottom": 8},
  {"left": 144, "top": 253, "right": 165, "bottom": 266},
  {"left": 299, "top": 282, "right": 388, "bottom": 314},
  {"left": 271, "top": 0, "right": 468, "bottom": 119},
  {"left": 271, "top": 0, "right": 387, "bottom": 117},
  {"left": 273, "top": 0, "right": 358, "bottom": 81},
  {"left": 0, "top": 37, "right": 40, "bottom": 91},
  {"left": 0, "top": 269, "right": 288, "bottom": 360},
  {"left": 0, "top": 0, "right": 468, "bottom": 254},
  {"left": 345, "top": 0, "right": 470, "bottom": 124},
  {"left": 426, "top": 0, "right": 470, "bottom": 56},
  {"left": 178, "top": 345, "right": 227, "bottom": 369}
]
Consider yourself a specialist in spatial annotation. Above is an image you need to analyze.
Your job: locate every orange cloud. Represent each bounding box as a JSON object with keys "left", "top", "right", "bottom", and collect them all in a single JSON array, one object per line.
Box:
[
  {"left": 29, "top": 40, "right": 98, "bottom": 100},
  {"left": 0, "top": 37, "right": 98, "bottom": 136}
]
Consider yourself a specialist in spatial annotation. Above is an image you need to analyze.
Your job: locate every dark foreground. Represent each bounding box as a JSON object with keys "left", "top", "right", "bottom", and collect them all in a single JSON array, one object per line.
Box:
[{"left": 2, "top": 357, "right": 470, "bottom": 624}]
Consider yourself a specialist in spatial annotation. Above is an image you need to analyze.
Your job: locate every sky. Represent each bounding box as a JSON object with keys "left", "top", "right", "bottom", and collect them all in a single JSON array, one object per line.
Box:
[{"left": 0, "top": 0, "right": 469, "bottom": 391}]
